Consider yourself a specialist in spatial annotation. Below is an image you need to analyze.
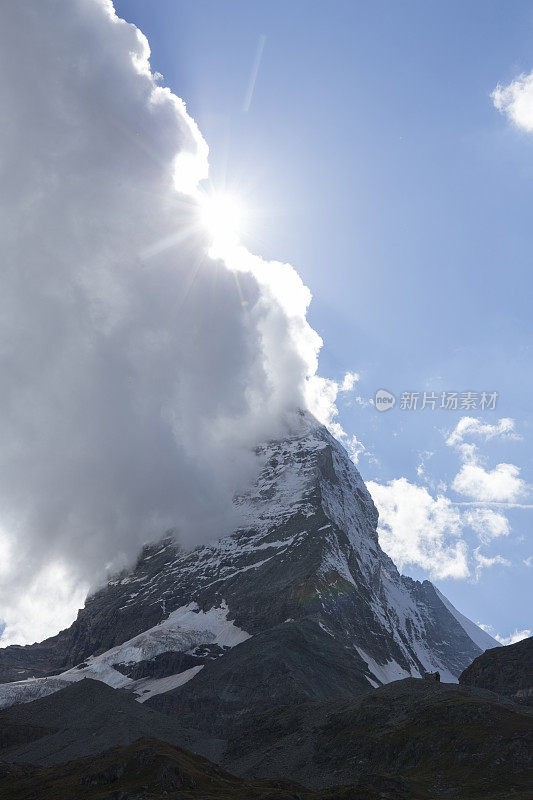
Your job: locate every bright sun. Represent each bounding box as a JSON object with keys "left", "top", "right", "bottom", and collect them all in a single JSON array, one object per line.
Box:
[{"left": 200, "top": 192, "right": 243, "bottom": 253}]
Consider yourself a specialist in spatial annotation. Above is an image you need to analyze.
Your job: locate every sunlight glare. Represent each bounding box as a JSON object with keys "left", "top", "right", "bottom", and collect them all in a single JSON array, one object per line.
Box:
[{"left": 200, "top": 192, "right": 243, "bottom": 256}]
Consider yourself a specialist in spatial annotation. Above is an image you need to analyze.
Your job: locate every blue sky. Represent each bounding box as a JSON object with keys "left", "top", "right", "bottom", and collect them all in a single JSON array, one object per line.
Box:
[{"left": 115, "top": 0, "right": 532, "bottom": 640}]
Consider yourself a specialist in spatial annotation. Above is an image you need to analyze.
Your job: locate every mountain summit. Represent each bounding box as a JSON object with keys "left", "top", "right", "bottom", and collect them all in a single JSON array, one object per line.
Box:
[{"left": 0, "top": 411, "right": 495, "bottom": 708}]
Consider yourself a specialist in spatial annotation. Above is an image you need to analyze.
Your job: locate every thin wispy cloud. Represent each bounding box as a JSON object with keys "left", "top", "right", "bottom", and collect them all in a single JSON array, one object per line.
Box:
[
  {"left": 243, "top": 34, "right": 266, "bottom": 113},
  {"left": 478, "top": 622, "right": 531, "bottom": 646}
]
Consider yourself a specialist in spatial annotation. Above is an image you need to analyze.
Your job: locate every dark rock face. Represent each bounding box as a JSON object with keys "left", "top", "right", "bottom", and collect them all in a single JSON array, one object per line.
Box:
[
  {"left": 460, "top": 636, "right": 533, "bottom": 705},
  {"left": 147, "top": 620, "right": 372, "bottom": 735},
  {"left": 0, "top": 413, "right": 494, "bottom": 699}
]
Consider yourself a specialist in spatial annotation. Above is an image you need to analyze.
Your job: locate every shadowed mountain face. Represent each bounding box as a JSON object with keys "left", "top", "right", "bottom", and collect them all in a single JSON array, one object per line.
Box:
[
  {"left": 0, "top": 679, "right": 222, "bottom": 766},
  {"left": 0, "top": 677, "right": 530, "bottom": 800},
  {"left": 0, "top": 414, "right": 494, "bottom": 712},
  {"left": 222, "top": 678, "right": 533, "bottom": 799},
  {"left": 146, "top": 620, "right": 373, "bottom": 735},
  {"left": 460, "top": 636, "right": 533, "bottom": 705}
]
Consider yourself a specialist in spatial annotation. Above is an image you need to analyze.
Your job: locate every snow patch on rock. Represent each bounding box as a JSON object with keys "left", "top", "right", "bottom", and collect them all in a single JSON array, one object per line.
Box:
[
  {"left": 133, "top": 665, "right": 204, "bottom": 702},
  {"left": 356, "top": 648, "right": 414, "bottom": 685}
]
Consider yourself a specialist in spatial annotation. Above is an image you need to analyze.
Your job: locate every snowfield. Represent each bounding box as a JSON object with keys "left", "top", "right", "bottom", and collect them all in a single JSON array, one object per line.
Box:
[{"left": 0, "top": 600, "right": 250, "bottom": 709}]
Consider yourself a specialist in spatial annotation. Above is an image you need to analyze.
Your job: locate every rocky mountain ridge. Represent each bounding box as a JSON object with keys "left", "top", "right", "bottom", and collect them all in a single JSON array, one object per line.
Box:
[{"left": 460, "top": 635, "right": 533, "bottom": 705}]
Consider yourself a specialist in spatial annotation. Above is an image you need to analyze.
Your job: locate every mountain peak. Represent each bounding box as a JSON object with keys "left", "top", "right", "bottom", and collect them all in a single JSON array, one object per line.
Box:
[
  {"left": 234, "top": 414, "right": 378, "bottom": 548},
  {"left": 0, "top": 418, "right": 492, "bottom": 707}
]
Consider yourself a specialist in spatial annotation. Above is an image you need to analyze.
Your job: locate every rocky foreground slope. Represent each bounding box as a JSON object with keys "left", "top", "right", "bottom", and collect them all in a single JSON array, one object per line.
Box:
[
  {"left": 0, "top": 678, "right": 222, "bottom": 766},
  {"left": 0, "top": 676, "right": 530, "bottom": 800},
  {"left": 0, "top": 737, "right": 421, "bottom": 800},
  {"left": 222, "top": 677, "right": 533, "bottom": 798},
  {"left": 0, "top": 412, "right": 496, "bottom": 712}
]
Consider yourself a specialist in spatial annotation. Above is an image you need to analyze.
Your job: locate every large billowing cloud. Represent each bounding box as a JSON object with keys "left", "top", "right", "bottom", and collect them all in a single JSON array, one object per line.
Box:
[{"left": 0, "top": 0, "right": 344, "bottom": 644}]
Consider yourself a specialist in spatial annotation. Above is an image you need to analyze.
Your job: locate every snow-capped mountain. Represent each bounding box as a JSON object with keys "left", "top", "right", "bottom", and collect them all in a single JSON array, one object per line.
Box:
[{"left": 0, "top": 411, "right": 496, "bottom": 708}]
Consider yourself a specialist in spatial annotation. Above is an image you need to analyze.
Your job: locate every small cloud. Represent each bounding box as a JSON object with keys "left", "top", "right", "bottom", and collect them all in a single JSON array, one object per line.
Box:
[
  {"left": 495, "top": 629, "right": 531, "bottom": 646},
  {"left": 446, "top": 417, "right": 521, "bottom": 447},
  {"left": 344, "top": 434, "right": 366, "bottom": 464},
  {"left": 416, "top": 450, "right": 434, "bottom": 479},
  {"left": 477, "top": 623, "right": 530, "bottom": 645},
  {"left": 473, "top": 547, "right": 511, "bottom": 580},
  {"left": 340, "top": 371, "right": 360, "bottom": 392},
  {"left": 307, "top": 371, "right": 371, "bottom": 465},
  {"left": 355, "top": 395, "right": 371, "bottom": 408},
  {"left": 445, "top": 417, "right": 527, "bottom": 503},
  {"left": 452, "top": 462, "right": 526, "bottom": 503},
  {"left": 465, "top": 508, "right": 510, "bottom": 543},
  {"left": 477, "top": 622, "right": 493, "bottom": 633},
  {"left": 306, "top": 371, "right": 359, "bottom": 429},
  {"left": 367, "top": 478, "right": 470, "bottom": 580},
  {"left": 492, "top": 71, "right": 533, "bottom": 132},
  {"left": 523, "top": 555, "right": 533, "bottom": 568}
]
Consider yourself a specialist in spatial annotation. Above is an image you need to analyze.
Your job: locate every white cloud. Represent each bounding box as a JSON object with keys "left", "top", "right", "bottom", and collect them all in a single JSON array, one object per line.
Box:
[
  {"left": 344, "top": 434, "right": 367, "bottom": 464},
  {"left": 0, "top": 563, "right": 87, "bottom": 646},
  {"left": 495, "top": 629, "right": 531, "bottom": 645},
  {"left": 446, "top": 417, "right": 520, "bottom": 451},
  {"left": 473, "top": 547, "right": 511, "bottom": 580},
  {"left": 524, "top": 556, "right": 533, "bottom": 568},
  {"left": 306, "top": 370, "right": 359, "bottom": 426},
  {"left": 367, "top": 414, "right": 530, "bottom": 579},
  {"left": 452, "top": 462, "right": 526, "bottom": 503},
  {"left": 464, "top": 508, "right": 510, "bottom": 543},
  {"left": 306, "top": 371, "right": 369, "bottom": 463},
  {"left": 367, "top": 478, "right": 470, "bottom": 580},
  {"left": 479, "top": 623, "right": 531, "bottom": 646},
  {"left": 355, "top": 395, "right": 372, "bottom": 408},
  {"left": 0, "top": 0, "right": 348, "bottom": 644},
  {"left": 416, "top": 451, "right": 434, "bottom": 480},
  {"left": 367, "top": 478, "right": 515, "bottom": 580},
  {"left": 445, "top": 417, "right": 527, "bottom": 503},
  {"left": 446, "top": 417, "right": 521, "bottom": 469},
  {"left": 492, "top": 71, "right": 533, "bottom": 132},
  {"left": 340, "top": 371, "right": 360, "bottom": 392}
]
